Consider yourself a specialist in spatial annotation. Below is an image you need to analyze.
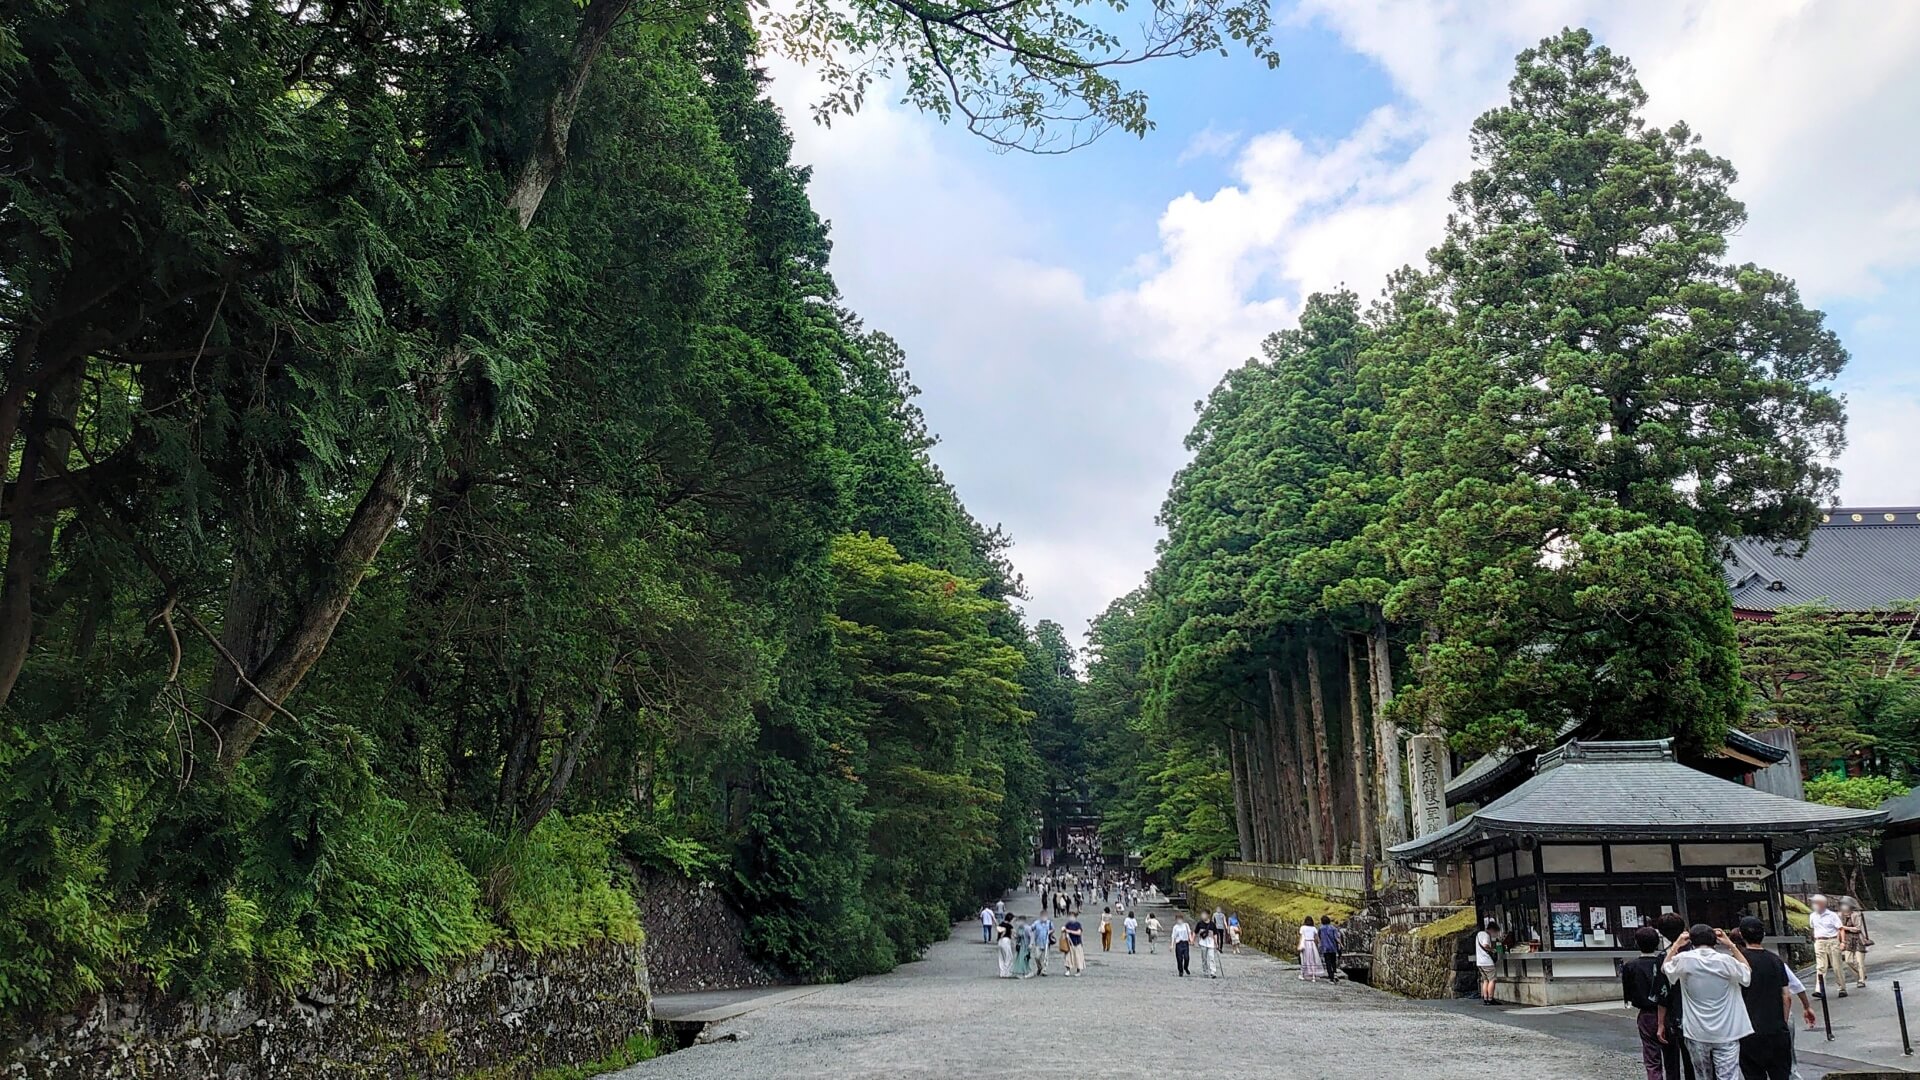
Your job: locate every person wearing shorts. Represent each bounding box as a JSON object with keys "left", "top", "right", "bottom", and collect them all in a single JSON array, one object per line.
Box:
[{"left": 1475, "top": 918, "right": 1499, "bottom": 1004}]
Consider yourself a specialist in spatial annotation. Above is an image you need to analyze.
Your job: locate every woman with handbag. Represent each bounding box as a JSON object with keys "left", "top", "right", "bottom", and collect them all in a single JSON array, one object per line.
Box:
[{"left": 1840, "top": 898, "right": 1870, "bottom": 989}]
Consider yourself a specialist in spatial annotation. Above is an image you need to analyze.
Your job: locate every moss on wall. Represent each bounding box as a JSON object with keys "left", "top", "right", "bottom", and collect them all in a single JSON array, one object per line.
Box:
[{"left": 1183, "top": 873, "right": 1355, "bottom": 960}]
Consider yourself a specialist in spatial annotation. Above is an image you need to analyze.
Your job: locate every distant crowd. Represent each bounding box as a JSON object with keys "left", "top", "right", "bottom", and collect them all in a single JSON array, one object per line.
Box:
[{"left": 981, "top": 865, "right": 1349, "bottom": 985}]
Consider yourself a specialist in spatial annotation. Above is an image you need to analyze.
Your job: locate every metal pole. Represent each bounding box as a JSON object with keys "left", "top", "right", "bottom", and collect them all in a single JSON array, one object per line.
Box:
[
  {"left": 1819, "top": 972, "right": 1834, "bottom": 1042},
  {"left": 1898, "top": 980, "right": 1913, "bottom": 1056}
]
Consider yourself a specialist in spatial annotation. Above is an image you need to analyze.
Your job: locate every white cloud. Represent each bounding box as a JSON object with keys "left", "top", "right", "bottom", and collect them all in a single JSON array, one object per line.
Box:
[
  {"left": 1176, "top": 124, "right": 1243, "bottom": 165},
  {"left": 764, "top": 2, "right": 1920, "bottom": 632}
]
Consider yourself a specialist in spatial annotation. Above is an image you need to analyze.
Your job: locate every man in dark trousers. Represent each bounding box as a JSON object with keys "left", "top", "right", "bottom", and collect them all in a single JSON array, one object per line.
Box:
[
  {"left": 1657, "top": 912, "right": 1697, "bottom": 1080},
  {"left": 1738, "top": 918, "right": 1793, "bottom": 1080},
  {"left": 1318, "top": 916, "right": 1342, "bottom": 982},
  {"left": 1622, "top": 925, "right": 1670, "bottom": 1080}
]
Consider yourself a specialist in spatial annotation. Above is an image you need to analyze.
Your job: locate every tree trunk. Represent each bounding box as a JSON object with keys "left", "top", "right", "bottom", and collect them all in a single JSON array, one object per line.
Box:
[
  {"left": 1302, "top": 654, "right": 1339, "bottom": 863},
  {"left": 1250, "top": 705, "right": 1277, "bottom": 861},
  {"left": 1370, "top": 617, "right": 1408, "bottom": 856},
  {"left": 0, "top": 362, "right": 82, "bottom": 705},
  {"left": 211, "top": 0, "right": 637, "bottom": 764},
  {"left": 1228, "top": 729, "right": 1254, "bottom": 861},
  {"left": 1263, "top": 671, "right": 1301, "bottom": 861},
  {"left": 1347, "top": 634, "right": 1378, "bottom": 862},
  {"left": 1273, "top": 664, "right": 1322, "bottom": 863}
]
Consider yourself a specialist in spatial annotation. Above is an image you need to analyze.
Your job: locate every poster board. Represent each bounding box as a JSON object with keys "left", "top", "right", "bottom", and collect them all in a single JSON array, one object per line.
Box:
[{"left": 1550, "top": 902, "right": 1584, "bottom": 948}]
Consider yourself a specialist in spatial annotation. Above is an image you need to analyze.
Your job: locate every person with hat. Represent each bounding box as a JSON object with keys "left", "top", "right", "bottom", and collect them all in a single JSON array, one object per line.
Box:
[{"left": 1663, "top": 923, "right": 1753, "bottom": 1079}]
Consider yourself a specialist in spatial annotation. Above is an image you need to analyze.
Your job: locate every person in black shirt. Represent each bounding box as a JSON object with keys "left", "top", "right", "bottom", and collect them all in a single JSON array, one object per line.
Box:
[
  {"left": 1738, "top": 918, "right": 1793, "bottom": 1080},
  {"left": 1621, "top": 926, "right": 1670, "bottom": 1080}
]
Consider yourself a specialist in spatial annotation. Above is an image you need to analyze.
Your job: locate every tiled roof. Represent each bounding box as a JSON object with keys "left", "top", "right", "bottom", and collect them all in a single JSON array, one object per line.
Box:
[
  {"left": 1445, "top": 726, "right": 1785, "bottom": 807},
  {"left": 1393, "top": 739, "right": 1884, "bottom": 862},
  {"left": 1725, "top": 508, "right": 1920, "bottom": 614}
]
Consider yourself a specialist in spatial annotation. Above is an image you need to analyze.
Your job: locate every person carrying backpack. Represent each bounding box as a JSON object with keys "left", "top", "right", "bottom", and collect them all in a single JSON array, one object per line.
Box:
[{"left": 1622, "top": 925, "right": 1671, "bottom": 1079}]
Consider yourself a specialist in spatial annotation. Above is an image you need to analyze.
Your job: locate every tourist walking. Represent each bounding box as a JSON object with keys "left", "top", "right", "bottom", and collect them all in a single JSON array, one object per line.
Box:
[
  {"left": 1737, "top": 918, "right": 1792, "bottom": 1080},
  {"left": 1100, "top": 907, "right": 1113, "bottom": 952},
  {"left": 1197, "top": 919, "right": 1220, "bottom": 978},
  {"left": 1147, "top": 913, "right": 1161, "bottom": 954},
  {"left": 996, "top": 919, "right": 1016, "bottom": 978},
  {"left": 995, "top": 897, "right": 1007, "bottom": 920},
  {"left": 1808, "top": 895, "right": 1845, "bottom": 997},
  {"left": 1297, "top": 917, "right": 1327, "bottom": 981},
  {"left": 1123, "top": 911, "right": 1138, "bottom": 954},
  {"left": 1475, "top": 918, "right": 1499, "bottom": 1005},
  {"left": 981, "top": 904, "right": 996, "bottom": 944},
  {"left": 1228, "top": 913, "right": 1241, "bottom": 953},
  {"left": 1622, "top": 926, "right": 1670, "bottom": 1080},
  {"left": 1317, "top": 916, "right": 1341, "bottom": 982},
  {"left": 1027, "top": 915, "right": 1050, "bottom": 978},
  {"left": 1171, "top": 913, "right": 1192, "bottom": 976},
  {"left": 1663, "top": 923, "right": 1753, "bottom": 1080},
  {"left": 1839, "top": 898, "right": 1870, "bottom": 989},
  {"left": 1063, "top": 914, "right": 1087, "bottom": 976}
]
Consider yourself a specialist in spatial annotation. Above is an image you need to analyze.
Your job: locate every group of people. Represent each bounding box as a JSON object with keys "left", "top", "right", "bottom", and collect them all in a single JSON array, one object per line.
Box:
[
  {"left": 984, "top": 900, "right": 1084, "bottom": 979},
  {"left": 1295, "top": 915, "right": 1343, "bottom": 981},
  {"left": 1618, "top": 908, "right": 1829, "bottom": 1080},
  {"left": 1806, "top": 893, "right": 1871, "bottom": 997},
  {"left": 1030, "top": 869, "right": 1148, "bottom": 919},
  {"left": 1169, "top": 906, "right": 1250, "bottom": 978}
]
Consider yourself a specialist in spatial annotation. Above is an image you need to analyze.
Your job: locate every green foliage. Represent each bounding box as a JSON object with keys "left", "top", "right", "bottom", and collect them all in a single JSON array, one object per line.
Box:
[
  {"left": 1806, "top": 774, "right": 1909, "bottom": 811},
  {"left": 459, "top": 815, "right": 643, "bottom": 954},
  {"left": 0, "top": 0, "right": 1065, "bottom": 1016},
  {"left": 1086, "top": 27, "right": 1852, "bottom": 874}
]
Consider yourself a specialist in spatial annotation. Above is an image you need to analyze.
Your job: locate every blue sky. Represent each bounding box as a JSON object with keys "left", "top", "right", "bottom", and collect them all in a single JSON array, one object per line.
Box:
[{"left": 767, "top": 1, "right": 1920, "bottom": 638}]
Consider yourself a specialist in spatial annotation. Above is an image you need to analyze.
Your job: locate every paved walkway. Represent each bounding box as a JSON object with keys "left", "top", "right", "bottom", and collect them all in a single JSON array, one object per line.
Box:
[{"left": 612, "top": 889, "right": 1631, "bottom": 1079}]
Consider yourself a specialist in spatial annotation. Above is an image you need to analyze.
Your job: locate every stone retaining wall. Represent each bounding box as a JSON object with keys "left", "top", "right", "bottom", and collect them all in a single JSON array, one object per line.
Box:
[
  {"left": 1184, "top": 875, "right": 1374, "bottom": 975},
  {"left": 2, "top": 940, "right": 651, "bottom": 1080},
  {"left": 634, "top": 868, "right": 779, "bottom": 994},
  {"left": 1369, "top": 924, "right": 1476, "bottom": 999}
]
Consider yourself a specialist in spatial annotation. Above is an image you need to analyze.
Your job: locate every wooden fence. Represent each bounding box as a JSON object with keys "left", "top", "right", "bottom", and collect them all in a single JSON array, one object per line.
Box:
[{"left": 1220, "top": 859, "right": 1377, "bottom": 904}]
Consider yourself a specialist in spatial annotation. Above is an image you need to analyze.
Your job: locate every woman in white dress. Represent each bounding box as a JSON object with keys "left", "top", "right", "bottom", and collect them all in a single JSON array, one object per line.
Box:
[
  {"left": 1297, "top": 917, "right": 1327, "bottom": 981},
  {"left": 996, "top": 920, "right": 1016, "bottom": 977}
]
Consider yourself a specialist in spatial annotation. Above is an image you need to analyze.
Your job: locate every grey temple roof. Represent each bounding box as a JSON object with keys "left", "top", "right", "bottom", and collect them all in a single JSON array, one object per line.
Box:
[
  {"left": 1880, "top": 785, "right": 1920, "bottom": 834},
  {"left": 1725, "top": 508, "right": 1920, "bottom": 615},
  {"left": 1395, "top": 740, "right": 1885, "bottom": 863},
  {"left": 1445, "top": 726, "right": 1786, "bottom": 808}
]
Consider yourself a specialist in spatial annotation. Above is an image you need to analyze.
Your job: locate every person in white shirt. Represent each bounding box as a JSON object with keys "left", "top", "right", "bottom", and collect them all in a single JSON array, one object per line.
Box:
[
  {"left": 1146, "top": 914, "right": 1162, "bottom": 954},
  {"left": 1807, "top": 894, "right": 1845, "bottom": 997},
  {"left": 1123, "top": 912, "right": 1139, "bottom": 954},
  {"left": 1171, "top": 914, "right": 1193, "bottom": 976},
  {"left": 1474, "top": 919, "right": 1499, "bottom": 1005},
  {"left": 1197, "top": 919, "right": 1220, "bottom": 978},
  {"left": 980, "top": 904, "right": 997, "bottom": 944},
  {"left": 1663, "top": 923, "right": 1753, "bottom": 1080}
]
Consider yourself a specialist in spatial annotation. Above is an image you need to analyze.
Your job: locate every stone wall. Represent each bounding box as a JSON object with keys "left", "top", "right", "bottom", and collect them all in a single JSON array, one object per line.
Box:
[
  {"left": 1184, "top": 874, "right": 1373, "bottom": 976},
  {"left": 1369, "top": 923, "right": 1476, "bottom": 999},
  {"left": 2, "top": 940, "right": 650, "bottom": 1080},
  {"left": 634, "top": 868, "right": 779, "bottom": 994}
]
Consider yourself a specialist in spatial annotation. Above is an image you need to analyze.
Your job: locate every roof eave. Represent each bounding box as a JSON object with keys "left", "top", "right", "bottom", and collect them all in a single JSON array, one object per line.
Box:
[{"left": 1390, "top": 811, "right": 1888, "bottom": 864}]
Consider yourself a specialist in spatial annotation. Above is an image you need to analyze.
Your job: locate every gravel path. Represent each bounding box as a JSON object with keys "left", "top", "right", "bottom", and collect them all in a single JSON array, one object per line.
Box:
[{"left": 611, "top": 890, "right": 1632, "bottom": 1079}]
